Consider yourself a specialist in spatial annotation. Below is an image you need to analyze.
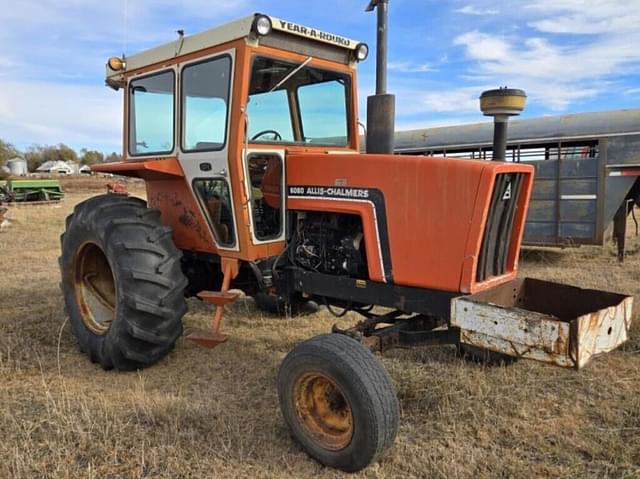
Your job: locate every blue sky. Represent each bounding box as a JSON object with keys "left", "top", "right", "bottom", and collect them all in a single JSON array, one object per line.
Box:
[{"left": 0, "top": 0, "right": 639, "bottom": 154}]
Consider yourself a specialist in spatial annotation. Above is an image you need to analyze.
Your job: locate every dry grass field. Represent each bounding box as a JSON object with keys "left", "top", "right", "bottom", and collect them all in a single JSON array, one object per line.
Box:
[{"left": 1, "top": 179, "right": 638, "bottom": 478}]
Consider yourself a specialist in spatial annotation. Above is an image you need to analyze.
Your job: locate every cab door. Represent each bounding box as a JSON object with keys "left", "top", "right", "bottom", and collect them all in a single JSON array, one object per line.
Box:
[
  {"left": 243, "top": 149, "right": 286, "bottom": 245},
  {"left": 178, "top": 49, "right": 240, "bottom": 252}
]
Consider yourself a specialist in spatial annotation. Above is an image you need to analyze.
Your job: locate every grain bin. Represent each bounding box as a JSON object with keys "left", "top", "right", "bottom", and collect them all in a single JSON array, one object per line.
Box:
[{"left": 6, "top": 158, "right": 28, "bottom": 176}]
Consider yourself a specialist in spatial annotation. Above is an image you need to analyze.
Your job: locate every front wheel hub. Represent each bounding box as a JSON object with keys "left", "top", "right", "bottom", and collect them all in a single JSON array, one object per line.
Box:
[{"left": 294, "top": 372, "right": 354, "bottom": 450}]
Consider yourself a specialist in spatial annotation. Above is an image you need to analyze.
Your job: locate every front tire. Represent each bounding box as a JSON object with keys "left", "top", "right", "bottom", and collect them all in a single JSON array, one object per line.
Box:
[
  {"left": 278, "top": 334, "right": 399, "bottom": 472},
  {"left": 59, "top": 194, "right": 188, "bottom": 371}
]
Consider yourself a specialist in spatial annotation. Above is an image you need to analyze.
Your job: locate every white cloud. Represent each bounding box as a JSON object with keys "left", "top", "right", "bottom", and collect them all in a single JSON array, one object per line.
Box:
[
  {"left": 456, "top": 29, "right": 634, "bottom": 83},
  {"left": 417, "top": 87, "right": 481, "bottom": 113},
  {"left": 525, "top": 0, "right": 640, "bottom": 35},
  {"left": 454, "top": 32, "right": 510, "bottom": 61},
  {"left": 453, "top": 12, "right": 640, "bottom": 111},
  {"left": 388, "top": 62, "right": 435, "bottom": 73},
  {"left": 455, "top": 5, "right": 499, "bottom": 16},
  {"left": 437, "top": 0, "right": 640, "bottom": 114},
  {"left": 0, "top": 80, "right": 122, "bottom": 151}
]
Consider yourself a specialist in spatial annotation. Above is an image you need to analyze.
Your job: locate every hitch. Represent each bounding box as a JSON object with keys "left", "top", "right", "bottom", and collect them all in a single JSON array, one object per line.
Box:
[{"left": 332, "top": 310, "right": 458, "bottom": 353}]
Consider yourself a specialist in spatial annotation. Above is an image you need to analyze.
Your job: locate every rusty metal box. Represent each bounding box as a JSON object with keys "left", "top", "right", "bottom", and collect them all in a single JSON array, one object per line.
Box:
[{"left": 451, "top": 278, "right": 634, "bottom": 369}]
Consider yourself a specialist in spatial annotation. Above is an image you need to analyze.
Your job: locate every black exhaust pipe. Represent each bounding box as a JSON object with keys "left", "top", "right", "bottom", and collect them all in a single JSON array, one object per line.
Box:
[{"left": 365, "top": 0, "right": 395, "bottom": 154}]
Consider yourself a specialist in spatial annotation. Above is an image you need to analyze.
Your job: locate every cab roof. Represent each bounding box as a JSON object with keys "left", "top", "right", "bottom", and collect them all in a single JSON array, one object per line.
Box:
[{"left": 105, "top": 14, "right": 364, "bottom": 88}]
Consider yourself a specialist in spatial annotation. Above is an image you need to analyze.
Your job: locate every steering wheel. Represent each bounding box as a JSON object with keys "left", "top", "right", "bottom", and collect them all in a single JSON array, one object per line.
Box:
[{"left": 251, "top": 130, "right": 282, "bottom": 142}]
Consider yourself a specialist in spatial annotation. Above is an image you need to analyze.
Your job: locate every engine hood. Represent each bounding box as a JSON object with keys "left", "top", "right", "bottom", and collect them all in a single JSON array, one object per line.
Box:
[{"left": 285, "top": 153, "right": 534, "bottom": 293}]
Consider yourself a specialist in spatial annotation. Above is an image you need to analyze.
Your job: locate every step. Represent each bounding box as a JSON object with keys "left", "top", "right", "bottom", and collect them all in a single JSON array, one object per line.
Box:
[
  {"left": 184, "top": 328, "right": 229, "bottom": 349},
  {"left": 197, "top": 290, "right": 240, "bottom": 306}
]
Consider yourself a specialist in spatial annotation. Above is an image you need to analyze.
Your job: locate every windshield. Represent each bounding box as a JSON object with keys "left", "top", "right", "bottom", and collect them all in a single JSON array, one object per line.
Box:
[{"left": 247, "top": 56, "right": 351, "bottom": 147}]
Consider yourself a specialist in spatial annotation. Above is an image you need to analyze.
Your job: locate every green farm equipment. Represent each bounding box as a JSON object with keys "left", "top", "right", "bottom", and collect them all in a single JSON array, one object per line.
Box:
[{"left": 0, "top": 179, "right": 64, "bottom": 203}]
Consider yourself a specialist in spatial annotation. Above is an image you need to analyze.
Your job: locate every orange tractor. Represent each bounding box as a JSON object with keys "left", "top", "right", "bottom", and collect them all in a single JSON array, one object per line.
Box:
[{"left": 59, "top": 5, "right": 633, "bottom": 472}]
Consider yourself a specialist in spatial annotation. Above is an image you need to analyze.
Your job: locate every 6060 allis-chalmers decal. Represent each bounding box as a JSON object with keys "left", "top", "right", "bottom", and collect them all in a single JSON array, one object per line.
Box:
[
  {"left": 289, "top": 186, "right": 370, "bottom": 199},
  {"left": 288, "top": 185, "right": 393, "bottom": 283}
]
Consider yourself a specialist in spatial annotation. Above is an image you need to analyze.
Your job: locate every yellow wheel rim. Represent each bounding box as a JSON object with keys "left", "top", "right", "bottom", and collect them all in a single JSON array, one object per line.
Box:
[
  {"left": 293, "top": 372, "right": 354, "bottom": 450},
  {"left": 74, "top": 242, "right": 116, "bottom": 335}
]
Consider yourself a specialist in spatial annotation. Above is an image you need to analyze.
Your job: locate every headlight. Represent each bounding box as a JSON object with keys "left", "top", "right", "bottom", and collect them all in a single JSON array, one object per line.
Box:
[
  {"left": 355, "top": 43, "right": 369, "bottom": 62},
  {"left": 107, "top": 56, "right": 126, "bottom": 71},
  {"left": 253, "top": 15, "right": 272, "bottom": 36}
]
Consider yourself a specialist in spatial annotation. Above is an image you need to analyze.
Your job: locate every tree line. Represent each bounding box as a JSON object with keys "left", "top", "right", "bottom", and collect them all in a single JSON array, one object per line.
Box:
[{"left": 0, "top": 139, "right": 122, "bottom": 173}]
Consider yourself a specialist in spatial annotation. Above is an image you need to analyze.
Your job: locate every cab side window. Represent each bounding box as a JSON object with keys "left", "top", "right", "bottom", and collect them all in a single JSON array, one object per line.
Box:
[
  {"left": 129, "top": 70, "right": 175, "bottom": 156},
  {"left": 247, "top": 153, "right": 283, "bottom": 240},
  {"left": 181, "top": 56, "right": 232, "bottom": 152},
  {"left": 194, "top": 179, "right": 236, "bottom": 247}
]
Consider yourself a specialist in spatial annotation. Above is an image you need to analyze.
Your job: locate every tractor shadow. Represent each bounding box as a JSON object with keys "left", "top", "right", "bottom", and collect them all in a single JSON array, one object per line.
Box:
[{"left": 520, "top": 247, "right": 565, "bottom": 265}]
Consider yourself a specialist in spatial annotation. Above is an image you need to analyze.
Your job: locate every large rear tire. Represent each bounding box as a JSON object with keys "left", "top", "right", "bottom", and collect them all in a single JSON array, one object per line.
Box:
[
  {"left": 59, "top": 194, "right": 188, "bottom": 371},
  {"left": 278, "top": 334, "right": 399, "bottom": 472}
]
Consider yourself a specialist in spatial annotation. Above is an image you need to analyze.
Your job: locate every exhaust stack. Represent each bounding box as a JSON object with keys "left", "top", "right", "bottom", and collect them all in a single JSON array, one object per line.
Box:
[
  {"left": 480, "top": 88, "right": 527, "bottom": 161},
  {"left": 365, "top": 0, "right": 395, "bottom": 154}
]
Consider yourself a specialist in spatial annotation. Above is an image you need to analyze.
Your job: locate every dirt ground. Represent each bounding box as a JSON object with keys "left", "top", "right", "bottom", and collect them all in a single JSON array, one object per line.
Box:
[{"left": 0, "top": 182, "right": 638, "bottom": 478}]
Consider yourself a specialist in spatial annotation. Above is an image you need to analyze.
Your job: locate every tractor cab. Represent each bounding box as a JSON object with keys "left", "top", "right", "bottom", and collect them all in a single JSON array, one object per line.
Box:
[{"left": 97, "top": 14, "right": 366, "bottom": 265}]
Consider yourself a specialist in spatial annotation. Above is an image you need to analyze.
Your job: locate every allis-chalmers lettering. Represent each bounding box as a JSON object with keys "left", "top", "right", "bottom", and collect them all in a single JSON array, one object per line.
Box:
[{"left": 289, "top": 186, "right": 370, "bottom": 199}]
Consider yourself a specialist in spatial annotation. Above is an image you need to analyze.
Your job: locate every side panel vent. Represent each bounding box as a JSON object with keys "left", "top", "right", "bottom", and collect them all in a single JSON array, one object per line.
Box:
[{"left": 477, "top": 173, "right": 525, "bottom": 282}]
